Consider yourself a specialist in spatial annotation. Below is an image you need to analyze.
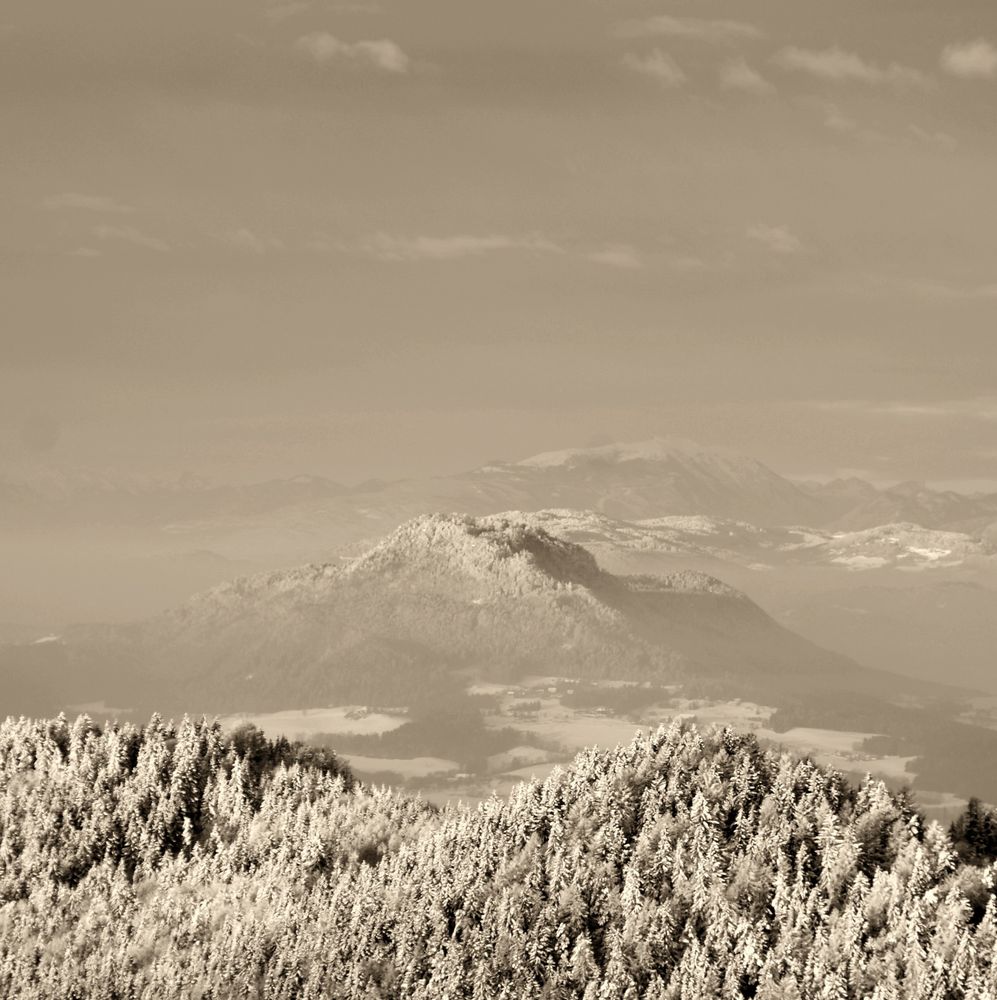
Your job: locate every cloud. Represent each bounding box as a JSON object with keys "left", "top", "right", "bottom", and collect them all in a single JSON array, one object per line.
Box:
[
  {"left": 617, "top": 16, "right": 762, "bottom": 45},
  {"left": 296, "top": 33, "right": 410, "bottom": 73},
  {"left": 42, "top": 193, "right": 134, "bottom": 213},
  {"left": 69, "top": 247, "right": 102, "bottom": 258},
  {"left": 219, "top": 229, "right": 284, "bottom": 254},
  {"left": 93, "top": 225, "right": 170, "bottom": 253},
  {"left": 266, "top": 0, "right": 380, "bottom": 16},
  {"left": 819, "top": 101, "right": 858, "bottom": 133},
  {"left": 940, "top": 39, "right": 997, "bottom": 79},
  {"left": 907, "top": 279, "right": 997, "bottom": 301},
  {"left": 775, "top": 47, "right": 930, "bottom": 89},
  {"left": 746, "top": 224, "right": 803, "bottom": 255},
  {"left": 363, "top": 233, "right": 562, "bottom": 261},
  {"left": 908, "top": 124, "right": 957, "bottom": 152},
  {"left": 667, "top": 254, "right": 707, "bottom": 272},
  {"left": 622, "top": 50, "right": 686, "bottom": 88},
  {"left": 815, "top": 398, "right": 997, "bottom": 422},
  {"left": 719, "top": 58, "right": 774, "bottom": 95},
  {"left": 798, "top": 98, "right": 897, "bottom": 145},
  {"left": 265, "top": 2, "right": 311, "bottom": 22},
  {"left": 586, "top": 245, "right": 642, "bottom": 269}
]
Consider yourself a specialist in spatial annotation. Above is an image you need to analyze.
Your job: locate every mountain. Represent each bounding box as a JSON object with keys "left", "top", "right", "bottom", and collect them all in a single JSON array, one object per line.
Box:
[
  {"left": 800, "top": 477, "right": 997, "bottom": 534},
  {"left": 6, "top": 512, "right": 997, "bottom": 804},
  {"left": 7, "top": 442, "right": 997, "bottom": 543},
  {"left": 126, "top": 441, "right": 997, "bottom": 562},
  {"left": 511, "top": 509, "right": 997, "bottom": 693},
  {"left": 497, "top": 439, "right": 829, "bottom": 524},
  {"left": 514, "top": 509, "right": 996, "bottom": 573},
  {"left": 5, "top": 439, "right": 997, "bottom": 626},
  {"left": 0, "top": 513, "right": 879, "bottom": 719}
]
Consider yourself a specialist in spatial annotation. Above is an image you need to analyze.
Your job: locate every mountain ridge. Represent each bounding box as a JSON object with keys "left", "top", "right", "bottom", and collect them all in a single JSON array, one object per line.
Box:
[
  {"left": 2, "top": 513, "right": 873, "bottom": 719},
  {"left": 6, "top": 438, "right": 997, "bottom": 539}
]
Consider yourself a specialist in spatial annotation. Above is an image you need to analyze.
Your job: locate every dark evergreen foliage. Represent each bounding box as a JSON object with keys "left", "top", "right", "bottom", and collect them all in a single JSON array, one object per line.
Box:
[{"left": 951, "top": 798, "right": 997, "bottom": 865}]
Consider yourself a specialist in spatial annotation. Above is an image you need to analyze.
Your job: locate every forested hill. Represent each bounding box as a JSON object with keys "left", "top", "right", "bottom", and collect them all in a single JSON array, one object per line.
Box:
[
  {"left": 2, "top": 513, "right": 871, "bottom": 719},
  {"left": 2, "top": 716, "right": 997, "bottom": 998}
]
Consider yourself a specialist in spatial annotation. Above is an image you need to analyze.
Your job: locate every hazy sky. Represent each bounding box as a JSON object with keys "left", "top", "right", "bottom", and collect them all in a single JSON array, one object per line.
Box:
[{"left": 2, "top": 0, "right": 996, "bottom": 486}]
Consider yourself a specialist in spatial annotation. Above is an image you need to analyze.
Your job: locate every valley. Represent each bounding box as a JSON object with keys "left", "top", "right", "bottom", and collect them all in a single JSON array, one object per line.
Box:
[
  {"left": 3, "top": 444, "right": 996, "bottom": 814},
  {"left": 222, "top": 677, "right": 969, "bottom": 821}
]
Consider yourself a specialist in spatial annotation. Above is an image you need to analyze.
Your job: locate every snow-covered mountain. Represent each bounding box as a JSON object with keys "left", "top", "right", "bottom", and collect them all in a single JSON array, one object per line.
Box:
[
  {"left": 498, "top": 510, "right": 995, "bottom": 572},
  {"left": 1, "top": 513, "right": 874, "bottom": 718},
  {"left": 5, "top": 438, "right": 997, "bottom": 627},
  {"left": 6, "top": 439, "right": 997, "bottom": 544},
  {"left": 482, "top": 438, "right": 828, "bottom": 525},
  {"left": 808, "top": 523, "right": 993, "bottom": 570},
  {"left": 799, "top": 478, "right": 997, "bottom": 534}
]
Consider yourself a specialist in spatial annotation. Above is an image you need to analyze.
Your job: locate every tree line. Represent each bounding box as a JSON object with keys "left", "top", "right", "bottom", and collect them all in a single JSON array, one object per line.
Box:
[{"left": 1, "top": 714, "right": 996, "bottom": 998}]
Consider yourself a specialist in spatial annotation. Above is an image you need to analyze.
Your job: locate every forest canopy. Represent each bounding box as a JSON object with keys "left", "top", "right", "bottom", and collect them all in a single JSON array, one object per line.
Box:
[{"left": 1, "top": 714, "right": 996, "bottom": 999}]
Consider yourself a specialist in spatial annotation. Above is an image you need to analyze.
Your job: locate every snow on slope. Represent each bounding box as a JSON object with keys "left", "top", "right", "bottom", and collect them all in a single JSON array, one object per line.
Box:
[
  {"left": 818, "top": 523, "right": 990, "bottom": 570},
  {"left": 511, "top": 510, "right": 994, "bottom": 572}
]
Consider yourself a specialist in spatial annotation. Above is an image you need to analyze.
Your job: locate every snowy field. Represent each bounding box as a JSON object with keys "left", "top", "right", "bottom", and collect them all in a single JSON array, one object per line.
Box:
[{"left": 219, "top": 705, "right": 407, "bottom": 739}]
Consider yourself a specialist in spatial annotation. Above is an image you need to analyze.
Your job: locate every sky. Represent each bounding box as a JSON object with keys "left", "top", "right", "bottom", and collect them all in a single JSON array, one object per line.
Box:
[{"left": 2, "top": 0, "right": 996, "bottom": 487}]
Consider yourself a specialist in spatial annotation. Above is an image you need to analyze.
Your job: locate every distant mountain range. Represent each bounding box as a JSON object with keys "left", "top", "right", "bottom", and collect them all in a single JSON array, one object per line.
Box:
[
  {"left": 6, "top": 440, "right": 997, "bottom": 541},
  {"left": 505, "top": 509, "right": 996, "bottom": 573}
]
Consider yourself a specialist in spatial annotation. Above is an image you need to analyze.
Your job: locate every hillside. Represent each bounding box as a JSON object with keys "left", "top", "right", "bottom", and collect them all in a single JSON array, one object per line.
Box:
[
  {"left": 510, "top": 509, "right": 995, "bottom": 572},
  {"left": 2, "top": 714, "right": 996, "bottom": 999},
  {"left": 507, "top": 510, "right": 997, "bottom": 695},
  {"left": 6, "top": 440, "right": 997, "bottom": 627},
  {"left": 810, "top": 479, "right": 997, "bottom": 534},
  {"left": 0, "top": 513, "right": 871, "bottom": 719}
]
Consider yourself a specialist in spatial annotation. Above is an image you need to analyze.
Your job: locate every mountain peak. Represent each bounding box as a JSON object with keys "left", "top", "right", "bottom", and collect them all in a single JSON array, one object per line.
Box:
[
  {"left": 347, "top": 513, "right": 603, "bottom": 592},
  {"left": 516, "top": 437, "right": 734, "bottom": 469}
]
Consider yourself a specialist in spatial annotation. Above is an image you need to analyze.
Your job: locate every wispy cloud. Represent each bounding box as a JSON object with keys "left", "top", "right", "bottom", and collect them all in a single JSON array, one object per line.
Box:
[
  {"left": 617, "top": 16, "right": 762, "bottom": 45},
  {"left": 775, "top": 47, "right": 930, "bottom": 90},
  {"left": 219, "top": 229, "right": 285, "bottom": 255},
  {"left": 622, "top": 50, "right": 686, "bottom": 88},
  {"left": 586, "top": 245, "right": 643, "bottom": 269},
  {"left": 362, "top": 233, "right": 562, "bottom": 261},
  {"left": 296, "top": 33, "right": 410, "bottom": 73},
  {"left": 360, "top": 233, "right": 644, "bottom": 269},
  {"left": 818, "top": 101, "right": 859, "bottom": 134},
  {"left": 93, "top": 225, "right": 170, "bottom": 253},
  {"left": 68, "top": 247, "right": 102, "bottom": 258},
  {"left": 907, "top": 279, "right": 997, "bottom": 302},
  {"left": 940, "top": 39, "right": 997, "bottom": 79},
  {"left": 268, "top": 1, "right": 380, "bottom": 21},
  {"left": 265, "top": 2, "right": 311, "bottom": 23},
  {"left": 814, "top": 398, "right": 997, "bottom": 422},
  {"left": 719, "top": 58, "right": 774, "bottom": 95},
  {"left": 803, "top": 99, "right": 936, "bottom": 147},
  {"left": 908, "top": 124, "right": 957, "bottom": 152},
  {"left": 746, "top": 224, "right": 803, "bottom": 255},
  {"left": 42, "top": 193, "right": 134, "bottom": 214}
]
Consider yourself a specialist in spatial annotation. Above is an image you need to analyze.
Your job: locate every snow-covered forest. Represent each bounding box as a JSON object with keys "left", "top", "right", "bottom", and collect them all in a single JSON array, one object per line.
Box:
[{"left": 1, "top": 714, "right": 996, "bottom": 998}]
